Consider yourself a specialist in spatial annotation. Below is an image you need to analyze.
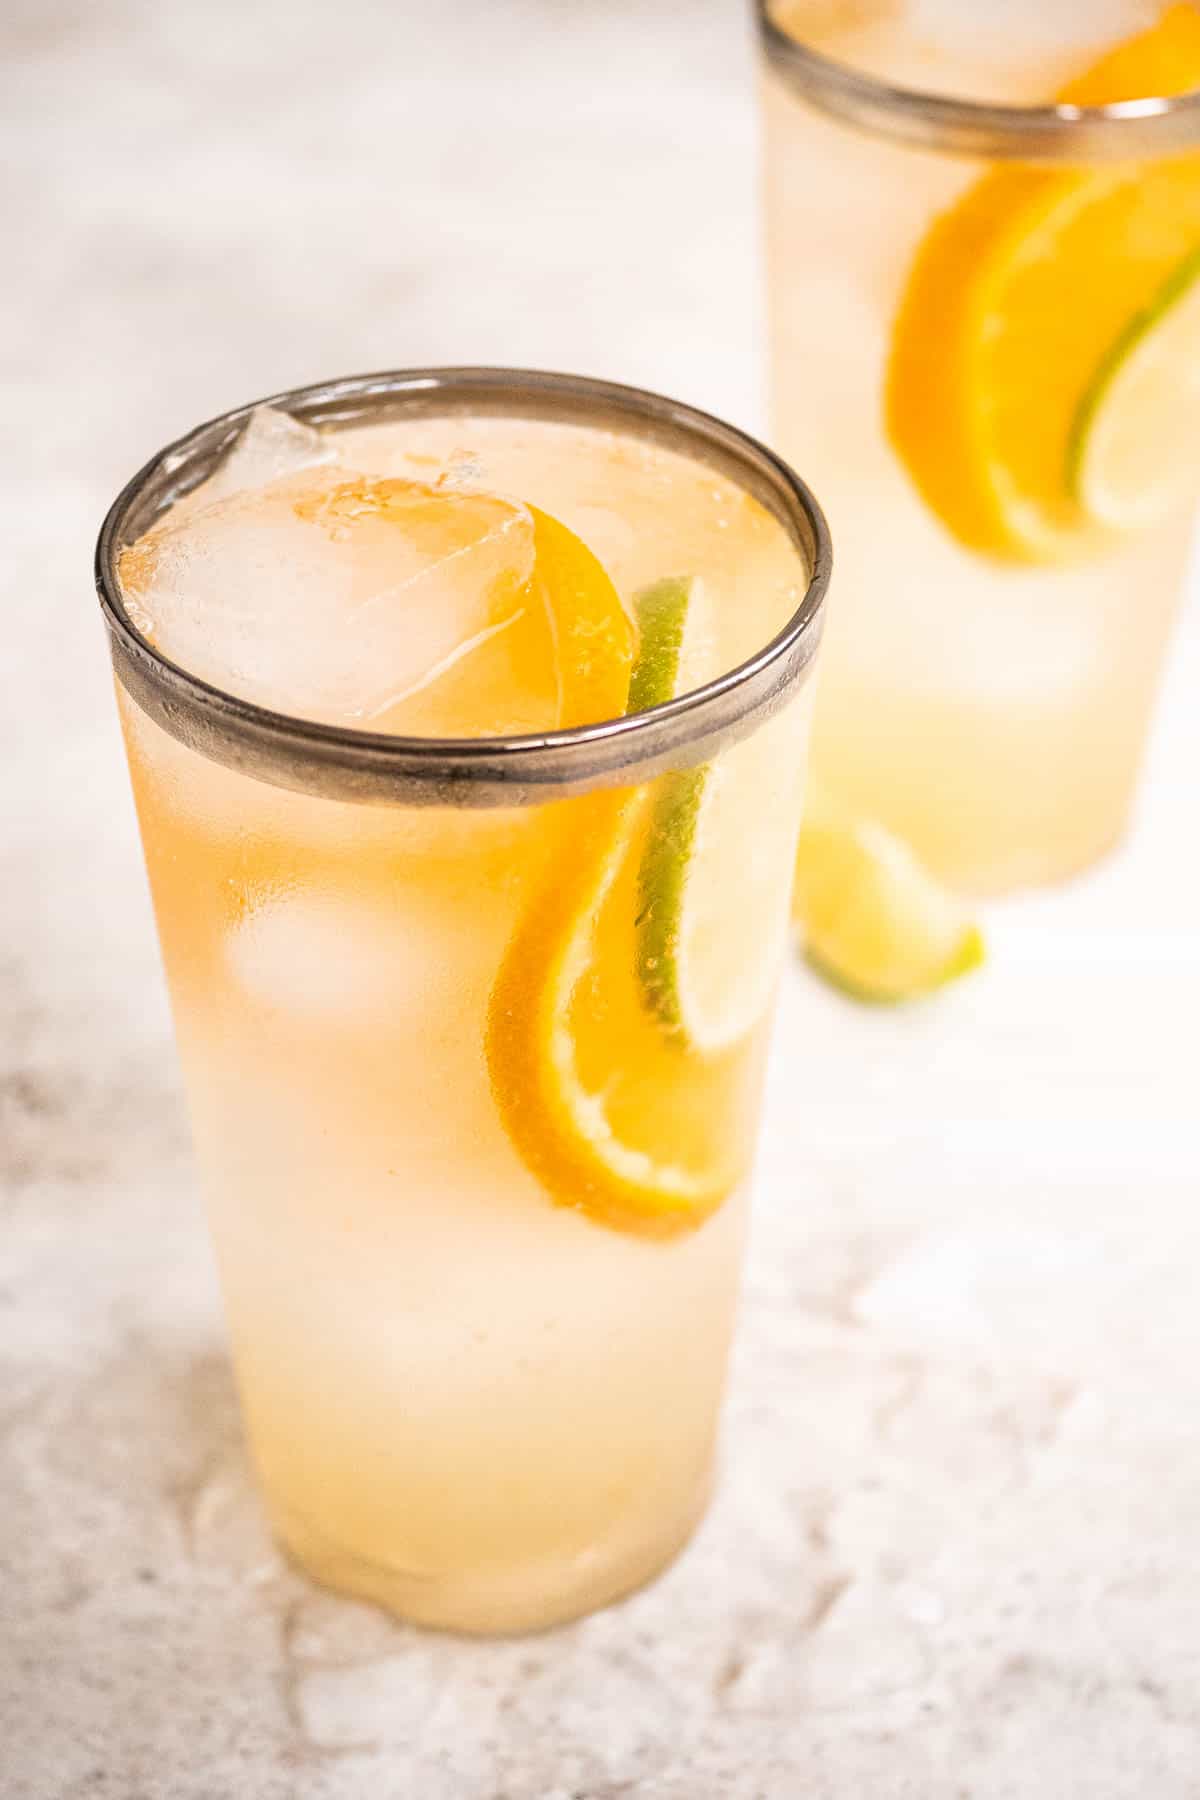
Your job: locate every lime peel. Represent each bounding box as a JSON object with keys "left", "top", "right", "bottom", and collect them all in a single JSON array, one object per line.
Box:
[
  {"left": 626, "top": 575, "right": 712, "bottom": 1042},
  {"left": 636, "top": 766, "right": 708, "bottom": 1037},
  {"left": 626, "top": 574, "right": 707, "bottom": 714},
  {"left": 631, "top": 577, "right": 798, "bottom": 1055}
]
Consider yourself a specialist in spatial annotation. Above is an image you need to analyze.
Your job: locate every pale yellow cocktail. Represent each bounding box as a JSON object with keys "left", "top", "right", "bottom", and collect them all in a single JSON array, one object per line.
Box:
[{"left": 97, "top": 372, "right": 828, "bottom": 1634}]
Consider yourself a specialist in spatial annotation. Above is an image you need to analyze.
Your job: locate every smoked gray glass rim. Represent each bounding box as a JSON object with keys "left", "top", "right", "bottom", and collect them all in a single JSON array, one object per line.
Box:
[
  {"left": 95, "top": 367, "right": 830, "bottom": 808},
  {"left": 758, "top": 0, "right": 1200, "bottom": 161}
]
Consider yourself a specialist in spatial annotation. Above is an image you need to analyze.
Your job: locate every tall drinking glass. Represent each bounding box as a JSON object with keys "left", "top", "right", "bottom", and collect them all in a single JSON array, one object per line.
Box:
[
  {"left": 761, "top": 1, "right": 1200, "bottom": 892},
  {"left": 95, "top": 368, "right": 830, "bottom": 1635}
]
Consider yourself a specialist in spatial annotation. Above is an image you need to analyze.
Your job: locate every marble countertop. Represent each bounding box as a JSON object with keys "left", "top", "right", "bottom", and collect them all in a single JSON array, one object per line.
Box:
[{"left": 4, "top": 2, "right": 1199, "bottom": 1794}]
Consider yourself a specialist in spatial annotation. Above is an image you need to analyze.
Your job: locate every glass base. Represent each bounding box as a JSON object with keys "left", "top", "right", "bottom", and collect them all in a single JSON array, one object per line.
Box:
[
  {"left": 267, "top": 1470, "right": 714, "bottom": 1637},
  {"left": 810, "top": 751, "right": 1137, "bottom": 899}
]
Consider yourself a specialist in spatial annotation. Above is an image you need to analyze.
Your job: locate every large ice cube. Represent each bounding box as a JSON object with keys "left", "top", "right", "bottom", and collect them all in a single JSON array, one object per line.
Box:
[{"left": 118, "top": 470, "right": 544, "bottom": 726}]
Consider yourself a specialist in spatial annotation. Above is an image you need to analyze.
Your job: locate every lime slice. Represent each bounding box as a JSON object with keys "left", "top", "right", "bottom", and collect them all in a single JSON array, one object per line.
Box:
[
  {"left": 794, "top": 790, "right": 985, "bottom": 1004},
  {"left": 628, "top": 576, "right": 715, "bottom": 1042},
  {"left": 626, "top": 574, "right": 712, "bottom": 714},
  {"left": 1068, "top": 244, "right": 1200, "bottom": 531},
  {"left": 631, "top": 578, "right": 798, "bottom": 1053}
]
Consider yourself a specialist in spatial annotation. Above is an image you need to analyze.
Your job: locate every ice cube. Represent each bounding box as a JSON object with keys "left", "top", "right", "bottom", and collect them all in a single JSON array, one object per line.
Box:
[
  {"left": 226, "top": 891, "right": 419, "bottom": 1021},
  {"left": 118, "top": 474, "right": 542, "bottom": 725},
  {"left": 225, "top": 886, "right": 486, "bottom": 1033},
  {"left": 204, "top": 406, "right": 338, "bottom": 503}
]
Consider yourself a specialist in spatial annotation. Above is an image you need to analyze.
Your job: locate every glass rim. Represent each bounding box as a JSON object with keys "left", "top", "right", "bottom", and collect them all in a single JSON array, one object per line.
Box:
[
  {"left": 95, "top": 366, "right": 830, "bottom": 809},
  {"left": 757, "top": 0, "right": 1200, "bottom": 161}
]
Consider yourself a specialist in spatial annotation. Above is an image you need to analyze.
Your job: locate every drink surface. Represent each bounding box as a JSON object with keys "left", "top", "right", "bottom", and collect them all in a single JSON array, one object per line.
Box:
[
  {"left": 115, "top": 402, "right": 815, "bottom": 1631},
  {"left": 122, "top": 405, "right": 804, "bottom": 732},
  {"left": 765, "top": 2, "right": 1200, "bottom": 892},
  {"left": 771, "top": 0, "right": 1171, "bottom": 101}
]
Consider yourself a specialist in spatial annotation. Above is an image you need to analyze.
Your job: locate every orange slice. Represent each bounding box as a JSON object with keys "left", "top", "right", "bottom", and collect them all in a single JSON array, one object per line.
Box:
[{"left": 486, "top": 571, "right": 769, "bottom": 1238}]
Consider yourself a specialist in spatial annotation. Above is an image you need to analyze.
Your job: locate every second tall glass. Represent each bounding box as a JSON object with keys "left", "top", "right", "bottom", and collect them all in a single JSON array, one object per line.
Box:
[{"left": 761, "top": 1, "right": 1200, "bottom": 893}]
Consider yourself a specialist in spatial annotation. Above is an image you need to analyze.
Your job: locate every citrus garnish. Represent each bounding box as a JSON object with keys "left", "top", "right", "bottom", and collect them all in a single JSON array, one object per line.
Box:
[
  {"left": 886, "top": 5, "right": 1200, "bottom": 561},
  {"left": 487, "top": 569, "right": 771, "bottom": 1237},
  {"left": 793, "top": 786, "right": 985, "bottom": 1004},
  {"left": 625, "top": 574, "right": 712, "bottom": 715},
  {"left": 1067, "top": 243, "right": 1200, "bottom": 529},
  {"left": 527, "top": 505, "right": 637, "bottom": 727},
  {"left": 628, "top": 576, "right": 714, "bottom": 1042},
  {"left": 632, "top": 578, "right": 800, "bottom": 1054}
]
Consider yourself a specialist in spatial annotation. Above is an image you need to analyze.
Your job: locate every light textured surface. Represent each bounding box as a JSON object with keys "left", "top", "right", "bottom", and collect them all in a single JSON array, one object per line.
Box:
[{"left": 3, "top": 2, "right": 1200, "bottom": 1796}]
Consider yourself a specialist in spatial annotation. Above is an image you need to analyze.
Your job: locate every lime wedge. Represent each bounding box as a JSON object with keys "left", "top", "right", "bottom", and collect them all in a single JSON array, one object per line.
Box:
[
  {"left": 1068, "top": 244, "right": 1200, "bottom": 532},
  {"left": 626, "top": 574, "right": 713, "bottom": 714},
  {"left": 794, "top": 790, "right": 985, "bottom": 1004},
  {"left": 632, "top": 578, "right": 799, "bottom": 1053},
  {"left": 629, "top": 576, "right": 712, "bottom": 1040}
]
